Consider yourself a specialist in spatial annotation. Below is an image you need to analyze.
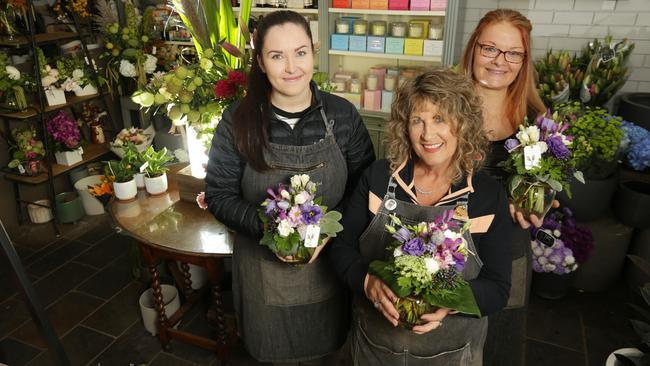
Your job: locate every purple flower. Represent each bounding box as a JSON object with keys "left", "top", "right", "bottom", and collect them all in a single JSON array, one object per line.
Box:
[
  {"left": 264, "top": 199, "right": 277, "bottom": 215},
  {"left": 537, "top": 116, "right": 558, "bottom": 134},
  {"left": 504, "top": 138, "right": 520, "bottom": 152},
  {"left": 301, "top": 204, "right": 323, "bottom": 225},
  {"left": 402, "top": 237, "right": 425, "bottom": 256},
  {"left": 547, "top": 135, "right": 571, "bottom": 160},
  {"left": 392, "top": 227, "right": 410, "bottom": 243}
]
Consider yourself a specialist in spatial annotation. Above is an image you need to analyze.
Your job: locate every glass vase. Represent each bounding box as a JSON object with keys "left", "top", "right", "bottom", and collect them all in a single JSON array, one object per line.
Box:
[
  {"left": 395, "top": 295, "right": 432, "bottom": 329},
  {"left": 510, "top": 179, "right": 556, "bottom": 218}
]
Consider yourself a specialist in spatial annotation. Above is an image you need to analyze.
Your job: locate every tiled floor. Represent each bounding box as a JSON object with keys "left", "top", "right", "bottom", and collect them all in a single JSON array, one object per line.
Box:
[{"left": 0, "top": 214, "right": 641, "bottom": 366}]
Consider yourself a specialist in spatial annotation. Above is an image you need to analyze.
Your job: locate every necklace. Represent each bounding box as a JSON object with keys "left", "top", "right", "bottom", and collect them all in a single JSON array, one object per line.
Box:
[{"left": 414, "top": 185, "right": 435, "bottom": 195}]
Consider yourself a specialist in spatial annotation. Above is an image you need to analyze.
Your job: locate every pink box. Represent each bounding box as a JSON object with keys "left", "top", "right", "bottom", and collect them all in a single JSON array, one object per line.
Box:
[
  {"left": 363, "top": 89, "right": 382, "bottom": 111},
  {"left": 389, "top": 0, "right": 408, "bottom": 10},
  {"left": 369, "top": 67, "right": 386, "bottom": 91},
  {"left": 409, "top": 0, "right": 429, "bottom": 11},
  {"left": 430, "top": 0, "right": 446, "bottom": 9}
]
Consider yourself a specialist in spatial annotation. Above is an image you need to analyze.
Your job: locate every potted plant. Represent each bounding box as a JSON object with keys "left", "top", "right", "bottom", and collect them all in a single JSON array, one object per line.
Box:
[
  {"left": 37, "top": 48, "right": 66, "bottom": 106},
  {"left": 122, "top": 142, "right": 146, "bottom": 189},
  {"left": 0, "top": 51, "right": 35, "bottom": 111},
  {"left": 56, "top": 54, "right": 99, "bottom": 97},
  {"left": 46, "top": 111, "right": 83, "bottom": 166},
  {"left": 614, "top": 121, "right": 650, "bottom": 228},
  {"left": 3, "top": 126, "right": 46, "bottom": 176},
  {"left": 142, "top": 146, "right": 172, "bottom": 195},
  {"left": 105, "top": 159, "right": 137, "bottom": 201}
]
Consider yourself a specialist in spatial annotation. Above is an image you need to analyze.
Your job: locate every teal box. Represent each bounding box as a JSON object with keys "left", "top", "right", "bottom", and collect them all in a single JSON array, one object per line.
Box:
[
  {"left": 349, "top": 35, "right": 367, "bottom": 52},
  {"left": 385, "top": 37, "right": 405, "bottom": 54},
  {"left": 367, "top": 36, "right": 385, "bottom": 53},
  {"left": 331, "top": 34, "right": 349, "bottom": 50},
  {"left": 382, "top": 90, "right": 393, "bottom": 113}
]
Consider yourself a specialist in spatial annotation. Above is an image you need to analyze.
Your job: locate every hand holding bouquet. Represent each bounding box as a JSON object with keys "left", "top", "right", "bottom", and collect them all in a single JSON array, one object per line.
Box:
[
  {"left": 368, "top": 211, "right": 480, "bottom": 328},
  {"left": 259, "top": 174, "right": 343, "bottom": 264}
]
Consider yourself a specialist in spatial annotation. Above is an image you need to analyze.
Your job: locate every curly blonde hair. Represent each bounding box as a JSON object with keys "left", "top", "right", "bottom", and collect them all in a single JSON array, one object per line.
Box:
[{"left": 386, "top": 68, "right": 489, "bottom": 183}]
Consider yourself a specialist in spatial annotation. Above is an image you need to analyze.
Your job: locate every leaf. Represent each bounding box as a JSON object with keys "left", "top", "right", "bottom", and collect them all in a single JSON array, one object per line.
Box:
[
  {"left": 509, "top": 175, "right": 523, "bottom": 196},
  {"left": 368, "top": 261, "right": 410, "bottom": 298},
  {"left": 545, "top": 178, "right": 563, "bottom": 192},
  {"left": 421, "top": 282, "right": 481, "bottom": 316},
  {"left": 574, "top": 170, "right": 585, "bottom": 184}
]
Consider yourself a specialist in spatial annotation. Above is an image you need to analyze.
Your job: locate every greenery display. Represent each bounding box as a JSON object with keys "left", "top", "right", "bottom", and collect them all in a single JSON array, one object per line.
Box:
[
  {"left": 104, "top": 159, "right": 135, "bottom": 183},
  {"left": 141, "top": 146, "right": 172, "bottom": 178}
]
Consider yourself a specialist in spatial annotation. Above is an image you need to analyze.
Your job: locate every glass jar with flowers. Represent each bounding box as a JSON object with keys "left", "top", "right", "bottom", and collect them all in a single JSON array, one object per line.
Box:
[
  {"left": 500, "top": 112, "right": 584, "bottom": 218},
  {"left": 47, "top": 111, "right": 83, "bottom": 166},
  {"left": 3, "top": 126, "right": 46, "bottom": 176},
  {"left": 0, "top": 51, "right": 35, "bottom": 111}
]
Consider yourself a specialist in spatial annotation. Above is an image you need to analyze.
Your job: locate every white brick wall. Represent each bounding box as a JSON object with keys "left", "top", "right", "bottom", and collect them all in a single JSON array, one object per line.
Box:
[{"left": 457, "top": 0, "right": 650, "bottom": 93}]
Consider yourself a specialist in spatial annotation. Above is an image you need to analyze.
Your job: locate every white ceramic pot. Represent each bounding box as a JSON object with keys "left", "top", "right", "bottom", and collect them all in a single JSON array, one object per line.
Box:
[
  {"left": 45, "top": 88, "right": 66, "bottom": 106},
  {"left": 176, "top": 262, "right": 208, "bottom": 290},
  {"left": 134, "top": 173, "right": 145, "bottom": 189},
  {"left": 73, "top": 175, "right": 105, "bottom": 215},
  {"left": 73, "top": 84, "right": 98, "bottom": 97},
  {"left": 605, "top": 348, "right": 643, "bottom": 366},
  {"left": 145, "top": 173, "right": 168, "bottom": 195},
  {"left": 138, "top": 284, "right": 181, "bottom": 336},
  {"left": 27, "top": 199, "right": 53, "bottom": 224},
  {"left": 113, "top": 178, "right": 137, "bottom": 201},
  {"left": 54, "top": 147, "right": 83, "bottom": 166}
]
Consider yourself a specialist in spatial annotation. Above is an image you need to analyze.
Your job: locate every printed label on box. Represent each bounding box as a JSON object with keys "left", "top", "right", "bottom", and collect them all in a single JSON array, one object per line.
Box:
[
  {"left": 404, "top": 38, "right": 424, "bottom": 56},
  {"left": 331, "top": 34, "right": 350, "bottom": 50},
  {"left": 367, "top": 36, "right": 385, "bottom": 53},
  {"left": 349, "top": 35, "right": 367, "bottom": 52},
  {"left": 385, "top": 37, "right": 405, "bottom": 54}
]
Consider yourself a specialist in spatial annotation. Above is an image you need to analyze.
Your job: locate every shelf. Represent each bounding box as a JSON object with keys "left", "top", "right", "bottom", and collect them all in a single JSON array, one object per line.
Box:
[
  {"left": 0, "top": 32, "right": 79, "bottom": 47},
  {"left": 329, "top": 50, "right": 441, "bottom": 62},
  {"left": 233, "top": 6, "right": 319, "bottom": 14},
  {"left": 359, "top": 109, "right": 389, "bottom": 119},
  {"left": 329, "top": 8, "right": 445, "bottom": 16},
  {"left": 0, "top": 93, "right": 106, "bottom": 120},
  {"left": 3, "top": 143, "right": 111, "bottom": 185}
]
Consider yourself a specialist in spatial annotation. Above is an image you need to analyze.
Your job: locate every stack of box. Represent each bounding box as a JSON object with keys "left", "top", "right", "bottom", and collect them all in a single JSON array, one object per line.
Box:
[
  {"left": 404, "top": 19, "right": 429, "bottom": 56},
  {"left": 333, "top": 0, "right": 446, "bottom": 10}
]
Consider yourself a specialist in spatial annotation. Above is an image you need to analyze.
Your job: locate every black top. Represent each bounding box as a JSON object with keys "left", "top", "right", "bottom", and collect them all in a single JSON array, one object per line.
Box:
[
  {"left": 483, "top": 138, "right": 511, "bottom": 184},
  {"left": 328, "top": 159, "right": 513, "bottom": 316}
]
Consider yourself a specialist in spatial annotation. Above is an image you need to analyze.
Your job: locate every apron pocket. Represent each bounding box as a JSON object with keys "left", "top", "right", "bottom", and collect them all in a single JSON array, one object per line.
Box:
[{"left": 259, "top": 257, "right": 339, "bottom": 306}]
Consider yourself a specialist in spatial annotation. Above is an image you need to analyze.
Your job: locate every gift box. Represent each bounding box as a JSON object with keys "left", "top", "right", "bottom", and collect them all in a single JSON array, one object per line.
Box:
[
  {"left": 333, "top": 0, "right": 351, "bottom": 7},
  {"left": 370, "top": 0, "right": 388, "bottom": 9},
  {"left": 351, "top": 0, "right": 370, "bottom": 8},
  {"left": 367, "top": 36, "right": 386, "bottom": 53},
  {"left": 389, "top": 0, "right": 409, "bottom": 10},
  {"left": 344, "top": 92, "right": 363, "bottom": 109},
  {"left": 430, "top": 0, "right": 446, "bottom": 9},
  {"left": 382, "top": 90, "right": 394, "bottom": 113},
  {"left": 409, "top": 0, "right": 429, "bottom": 10},
  {"left": 369, "top": 66, "right": 387, "bottom": 91},
  {"left": 404, "top": 38, "right": 424, "bottom": 56},
  {"left": 331, "top": 34, "right": 350, "bottom": 51},
  {"left": 349, "top": 35, "right": 367, "bottom": 52},
  {"left": 423, "top": 40, "right": 444, "bottom": 57},
  {"left": 45, "top": 88, "right": 66, "bottom": 106},
  {"left": 385, "top": 37, "right": 405, "bottom": 54},
  {"left": 363, "top": 89, "right": 382, "bottom": 111}
]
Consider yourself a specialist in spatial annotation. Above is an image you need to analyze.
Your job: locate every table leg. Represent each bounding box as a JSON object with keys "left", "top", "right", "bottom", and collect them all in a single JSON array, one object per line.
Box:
[
  {"left": 142, "top": 245, "right": 171, "bottom": 350},
  {"left": 179, "top": 262, "right": 194, "bottom": 295},
  {"left": 205, "top": 258, "right": 230, "bottom": 362}
]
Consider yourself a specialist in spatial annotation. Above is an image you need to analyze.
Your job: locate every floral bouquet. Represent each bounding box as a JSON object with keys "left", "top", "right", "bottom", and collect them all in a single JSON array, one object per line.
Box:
[
  {"left": 0, "top": 0, "right": 28, "bottom": 37},
  {"left": 110, "top": 125, "right": 154, "bottom": 158},
  {"left": 88, "top": 175, "right": 113, "bottom": 206},
  {"left": 258, "top": 174, "right": 343, "bottom": 264},
  {"left": 535, "top": 50, "right": 574, "bottom": 106},
  {"left": 0, "top": 51, "right": 35, "bottom": 110},
  {"left": 47, "top": 111, "right": 81, "bottom": 152},
  {"left": 620, "top": 120, "right": 650, "bottom": 172},
  {"left": 4, "top": 126, "right": 46, "bottom": 175},
  {"left": 368, "top": 212, "right": 480, "bottom": 328},
  {"left": 500, "top": 111, "right": 584, "bottom": 217}
]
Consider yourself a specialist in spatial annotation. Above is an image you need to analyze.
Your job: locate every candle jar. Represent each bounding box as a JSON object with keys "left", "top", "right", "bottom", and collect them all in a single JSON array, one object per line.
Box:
[
  {"left": 353, "top": 19, "right": 368, "bottom": 35},
  {"left": 336, "top": 19, "right": 350, "bottom": 34},
  {"left": 409, "top": 22, "right": 424, "bottom": 38},
  {"left": 333, "top": 78, "right": 347, "bottom": 92},
  {"left": 350, "top": 79, "right": 361, "bottom": 94},
  {"left": 429, "top": 18, "right": 443, "bottom": 39},
  {"left": 370, "top": 21, "right": 387, "bottom": 36},
  {"left": 384, "top": 75, "right": 396, "bottom": 91},
  {"left": 366, "top": 74, "right": 378, "bottom": 91},
  {"left": 390, "top": 22, "right": 407, "bottom": 37}
]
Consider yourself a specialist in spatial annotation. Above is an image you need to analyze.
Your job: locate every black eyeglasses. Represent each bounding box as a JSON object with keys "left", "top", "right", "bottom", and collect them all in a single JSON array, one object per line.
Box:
[{"left": 476, "top": 43, "right": 526, "bottom": 64}]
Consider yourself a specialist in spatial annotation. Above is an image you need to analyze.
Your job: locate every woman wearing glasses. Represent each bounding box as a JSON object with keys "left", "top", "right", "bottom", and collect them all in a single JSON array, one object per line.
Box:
[{"left": 459, "top": 9, "right": 547, "bottom": 366}]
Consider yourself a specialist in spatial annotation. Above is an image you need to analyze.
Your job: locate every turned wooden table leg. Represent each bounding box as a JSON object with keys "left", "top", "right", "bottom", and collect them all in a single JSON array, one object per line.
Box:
[
  {"left": 205, "top": 258, "right": 230, "bottom": 362},
  {"left": 179, "top": 262, "right": 194, "bottom": 295},
  {"left": 142, "top": 245, "right": 171, "bottom": 350}
]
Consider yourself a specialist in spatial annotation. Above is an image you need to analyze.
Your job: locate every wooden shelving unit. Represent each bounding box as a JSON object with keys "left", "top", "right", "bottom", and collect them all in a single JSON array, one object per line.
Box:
[
  {"left": 0, "top": 32, "right": 80, "bottom": 47},
  {"left": 0, "top": 94, "right": 105, "bottom": 120}
]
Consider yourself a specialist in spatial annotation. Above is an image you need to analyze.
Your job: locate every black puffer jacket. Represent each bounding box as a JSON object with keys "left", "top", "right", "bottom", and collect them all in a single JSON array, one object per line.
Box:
[{"left": 204, "top": 82, "right": 375, "bottom": 238}]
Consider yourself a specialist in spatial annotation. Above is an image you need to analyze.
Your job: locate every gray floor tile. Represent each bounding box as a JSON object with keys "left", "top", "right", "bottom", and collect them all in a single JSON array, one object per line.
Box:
[
  {"left": 26, "top": 325, "right": 114, "bottom": 366},
  {"left": 151, "top": 352, "right": 199, "bottom": 366},
  {"left": 0, "top": 337, "right": 41, "bottom": 366},
  {"left": 82, "top": 281, "right": 146, "bottom": 337},
  {"left": 525, "top": 339, "right": 585, "bottom": 366},
  {"left": 74, "top": 233, "right": 134, "bottom": 269},
  {"left": 76, "top": 254, "right": 133, "bottom": 299},
  {"left": 32, "top": 262, "right": 97, "bottom": 307},
  {"left": 90, "top": 322, "right": 162, "bottom": 366},
  {"left": 527, "top": 294, "right": 584, "bottom": 352},
  {"left": 26, "top": 240, "right": 90, "bottom": 277},
  {"left": 0, "top": 298, "right": 31, "bottom": 339}
]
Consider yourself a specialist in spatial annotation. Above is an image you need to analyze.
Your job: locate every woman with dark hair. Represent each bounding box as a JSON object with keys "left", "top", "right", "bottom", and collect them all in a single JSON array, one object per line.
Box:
[
  {"left": 329, "top": 68, "right": 512, "bottom": 365},
  {"left": 204, "top": 10, "right": 375, "bottom": 364},
  {"left": 459, "top": 9, "right": 549, "bottom": 366}
]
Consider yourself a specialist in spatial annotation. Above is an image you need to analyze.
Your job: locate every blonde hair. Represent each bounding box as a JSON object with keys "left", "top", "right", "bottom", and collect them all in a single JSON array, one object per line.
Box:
[
  {"left": 460, "top": 8, "right": 546, "bottom": 129},
  {"left": 386, "top": 68, "right": 488, "bottom": 183}
]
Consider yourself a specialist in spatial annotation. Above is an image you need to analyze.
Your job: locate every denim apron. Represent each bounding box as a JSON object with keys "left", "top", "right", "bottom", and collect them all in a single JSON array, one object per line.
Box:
[
  {"left": 233, "top": 109, "right": 349, "bottom": 362},
  {"left": 352, "top": 176, "right": 488, "bottom": 366}
]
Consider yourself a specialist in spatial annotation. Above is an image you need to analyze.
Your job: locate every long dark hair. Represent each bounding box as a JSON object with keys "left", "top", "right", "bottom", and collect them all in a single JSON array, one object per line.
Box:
[{"left": 233, "top": 10, "right": 314, "bottom": 171}]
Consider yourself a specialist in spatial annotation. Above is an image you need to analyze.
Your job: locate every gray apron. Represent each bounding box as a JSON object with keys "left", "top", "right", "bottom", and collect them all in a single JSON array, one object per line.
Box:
[
  {"left": 352, "top": 176, "right": 488, "bottom": 366},
  {"left": 233, "top": 110, "right": 349, "bottom": 362}
]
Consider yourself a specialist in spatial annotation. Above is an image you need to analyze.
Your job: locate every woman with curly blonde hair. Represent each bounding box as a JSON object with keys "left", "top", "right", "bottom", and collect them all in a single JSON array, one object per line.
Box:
[{"left": 329, "top": 68, "right": 512, "bottom": 365}]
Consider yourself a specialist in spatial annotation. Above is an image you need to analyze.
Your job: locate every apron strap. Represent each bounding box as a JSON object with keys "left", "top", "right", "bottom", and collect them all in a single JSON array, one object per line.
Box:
[
  {"left": 385, "top": 176, "right": 397, "bottom": 200},
  {"left": 319, "top": 109, "right": 335, "bottom": 137}
]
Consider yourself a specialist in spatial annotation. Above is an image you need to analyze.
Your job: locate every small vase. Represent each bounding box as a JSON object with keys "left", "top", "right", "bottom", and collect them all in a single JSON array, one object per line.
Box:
[
  {"left": 54, "top": 147, "right": 83, "bottom": 166},
  {"left": 395, "top": 296, "right": 432, "bottom": 329},
  {"left": 144, "top": 173, "right": 168, "bottom": 195},
  {"left": 510, "top": 179, "right": 556, "bottom": 218},
  {"left": 532, "top": 271, "right": 575, "bottom": 300},
  {"left": 113, "top": 178, "right": 138, "bottom": 201}
]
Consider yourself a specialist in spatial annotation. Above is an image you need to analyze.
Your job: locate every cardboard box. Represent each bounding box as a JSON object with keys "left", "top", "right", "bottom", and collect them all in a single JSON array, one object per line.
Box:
[
  {"left": 404, "top": 38, "right": 424, "bottom": 56},
  {"left": 363, "top": 89, "right": 382, "bottom": 111},
  {"left": 385, "top": 37, "right": 405, "bottom": 54},
  {"left": 367, "top": 36, "right": 385, "bottom": 53},
  {"left": 423, "top": 39, "right": 443, "bottom": 57},
  {"left": 331, "top": 34, "right": 350, "bottom": 51},
  {"left": 349, "top": 35, "right": 367, "bottom": 52},
  {"left": 351, "top": 0, "right": 370, "bottom": 8},
  {"left": 389, "top": 0, "right": 409, "bottom": 10},
  {"left": 409, "top": 0, "right": 429, "bottom": 10},
  {"left": 381, "top": 90, "right": 394, "bottom": 113},
  {"left": 430, "top": 0, "right": 446, "bottom": 9},
  {"left": 344, "top": 92, "right": 363, "bottom": 109},
  {"left": 333, "top": 0, "right": 351, "bottom": 7},
  {"left": 370, "top": 0, "right": 388, "bottom": 9},
  {"left": 369, "top": 66, "right": 387, "bottom": 90}
]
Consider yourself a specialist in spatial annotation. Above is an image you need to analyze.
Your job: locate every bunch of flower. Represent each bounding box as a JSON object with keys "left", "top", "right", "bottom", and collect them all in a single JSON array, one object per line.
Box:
[
  {"left": 258, "top": 174, "right": 343, "bottom": 263},
  {"left": 37, "top": 48, "right": 63, "bottom": 92},
  {"left": 4, "top": 126, "right": 46, "bottom": 175},
  {"left": 214, "top": 70, "right": 247, "bottom": 101},
  {"left": 46, "top": 111, "right": 81, "bottom": 151},
  {"left": 530, "top": 236, "right": 577, "bottom": 274},
  {"left": 52, "top": 0, "right": 90, "bottom": 18},
  {"left": 532, "top": 207, "right": 594, "bottom": 268},
  {"left": 620, "top": 120, "right": 650, "bottom": 171},
  {"left": 535, "top": 50, "right": 575, "bottom": 106},
  {"left": 112, "top": 127, "right": 147, "bottom": 147},
  {"left": 87, "top": 175, "right": 113, "bottom": 206},
  {"left": 56, "top": 55, "right": 96, "bottom": 92},
  {"left": 368, "top": 211, "right": 480, "bottom": 326},
  {"left": 0, "top": 0, "right": 28, "bottom": 36},
  {"left": 0, "top": 51, "right": 34, "bottom": 110}
]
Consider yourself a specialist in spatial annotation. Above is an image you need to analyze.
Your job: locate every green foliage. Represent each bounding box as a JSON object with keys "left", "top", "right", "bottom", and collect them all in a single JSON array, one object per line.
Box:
[
  {"left": 104, "top": 159, "right": 135, "bottom": 183},
  {"left": 142, "top": 146, "right": 172, "bottom": 177},
  {"left": 122, "top": 143, "right": 145, "bottom": 171},
  {"left": 535, "top": 49, "right": 574, "bottom": 106}
]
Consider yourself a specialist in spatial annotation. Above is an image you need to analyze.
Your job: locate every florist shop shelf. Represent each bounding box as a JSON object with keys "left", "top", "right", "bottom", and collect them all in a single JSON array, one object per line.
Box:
[
  {"left": 0, "top": 93, "right": 105, "bottom": 120},
  {"left": 0, "top": 32, "right": 84, "bottom": 47},
  {"left": 2, "top": 143, "right": 110, "bottom": 185},
  {"left": 328, "top": 50, "right": 442, "bottom": 62}
]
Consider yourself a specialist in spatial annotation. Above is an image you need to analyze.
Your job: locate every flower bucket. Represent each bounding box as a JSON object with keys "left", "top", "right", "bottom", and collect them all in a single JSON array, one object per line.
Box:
[
  {"left": 138, "top": 284, "right": 181, "bottom": 336},
  {"left": 613, "top": 180, "right": 650, "bottom": 228},
  {"left": 45, "top": 88, "right": 66, "bottom": 106},
  {"left": 176, "top": 262, "right": 208, "bottom": 290},
  {"left": 395, "top": 296, "right": 433, "bottom": 329},
  {"left": 113, "top": 178, "right": 138, "bottom": 201},
  {"left": 509, "top": 179, "right": 556, "bottom": 218},
  {"left": 27, "top": 199, "right": 53, "bottom": 224},
  {"left": 144, "top": 173, "right": 168, "bottom": 195},
  {"left": 532, "top": 271, "right": 575, "bottom": 300},
  {"left": 73, "top": 175, "right": 105, "bottom": 215},
  {"left": 73, "top": 84, "right": 98, "bottom": 97},
  {"left": 54, "top": 147, "right": 83, "bottom": 166},
  {"left": 54, "top": 192, "right": 85, "bottom": 224},
  {"left": 69, "top": 166, "right": 89, "bottom": 185},
  {"left": 557, "top": 173, "right": 618, "bottom": 222},
  {"left": 134, "top": 173, "right": 145, "bottom": 189},
  {"left": 551, "top": 82, "right": 570, "bottom": 105}
]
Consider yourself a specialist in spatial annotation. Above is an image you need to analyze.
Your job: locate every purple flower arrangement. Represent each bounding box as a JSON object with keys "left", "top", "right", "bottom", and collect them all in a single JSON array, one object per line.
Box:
[
  {"left": 368, "top": 211, "right": 480, "bottom": 326},
  {"left": 259, "top": 174, "right": 343, "bottom": 264},
  {"left": 621, "top": 120, "right": 650, "bottom": 172},
  {"left": 46, "top": 111, "right": 81, "bottom": 151}
]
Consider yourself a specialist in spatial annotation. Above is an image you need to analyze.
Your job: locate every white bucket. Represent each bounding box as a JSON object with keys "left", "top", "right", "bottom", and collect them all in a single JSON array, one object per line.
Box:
[
  {"left": 176, "top": 262, "right": 208, "bottom": 290},
  {"left": 138, "top": 284, "right": 181, "bottom": 336},
  {"left": 27, "top": 199, "right": 53, "bottom": 224},
  {"left": 73, "top": 175, "right": 105, "bottom": 215}
]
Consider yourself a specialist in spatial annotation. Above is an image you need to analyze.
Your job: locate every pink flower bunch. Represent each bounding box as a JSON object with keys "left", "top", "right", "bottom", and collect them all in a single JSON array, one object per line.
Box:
[{"left": 47, "top": 111, "right": 81, "bottom": 151}]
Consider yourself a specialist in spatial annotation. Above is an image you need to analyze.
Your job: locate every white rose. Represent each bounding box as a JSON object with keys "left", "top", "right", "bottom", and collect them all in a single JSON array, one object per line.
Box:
[
  {"left": 516, "top": 128, "right": 530, "bottom": 144},
  {"left": 119, "top": 60, "right": 137, "bottom": 77},
  {"left": 393, "top": 247, "right": 403, "bottom": 257},
  {"left": 306, "top": 181, "right": 317, "bottom": 192},
  {"left": 424, "top": 257, "right": 440, "bottom": 275},
  {"left": 536, "top": 141, "right": 548, "bottom": 154},
  {"left": 300, "top": 174, "right": 310, "bottom": 186},
  {"left": 526, "top": 126, "right": 540, "bottom": 143},
  {"left": 41, "top": 75, "right": 57, "bottom": 87},
  {"left": 443, "top": 229, "right": 461, "bottom": 240},
  {"left": 277, "top": 220, "right": 294, "bottom": 238},
  {"left": 5, "top": 65, "right": 20, "bottom": 80},
  {"left": 280, "top": 189, "right": 291, "bottom": 200},
  {"left": 72, "top": 68, "right": 84, "bottom": 80},
  {"left": 294, "top": 191, "right": 307, "bottom": 205},
  {"left": 543, "top": 247, "right": 553, "bottom": 257},
  {"left": 144, "top": 54, "right": 157, "bottom": 74},
  {"left": 49, "top": 68, "right": 59, "bottom": 78},
  {"left": 61, "top": 78, "right": 79, "bottom": 92},
  {"left": 290, "top": 175, "right": 302, "bottom": 189}
]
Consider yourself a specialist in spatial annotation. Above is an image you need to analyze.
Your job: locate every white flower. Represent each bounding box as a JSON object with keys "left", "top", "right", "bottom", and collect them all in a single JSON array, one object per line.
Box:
[
  {"left": 553, "top": 229, "right": 561, "bottom": 237},
  {"left": 393, "top": 247, "right": 403, "bottom": 257},
  {"left": 538, "top": 256, "right": 548, "bottom": 265},
  {"left": 536, "top": 141, "right": 548, "bottom": 154},
  {"left": 113, "top": 139, "right": 123, "bottom": 146},
  {"left": 564, "top": 255, "right": 575, "bottom": 265},
  {"left": 525, "top": 126, "right": 540, "bottom": 143},
  {"left": 72, "top": 68, "right": 84, "bottom": 81},
  {"left": 277, "top": 220, "right": 294, "bottom": 238},
  {"left": 516, "top": 128, "right": 530, "bottom": 144},
  {"left": 424, "top": 257, "right": 440, "bottom": 275},
  {"left": 290, "top": 175, "right": 303, "bottom": 189},
  {"left": 144, "top": 54, "right": 157, "bottom": 74},
  {"left": 61, "top": 78, "right": 79, "bottom": 92},
  {"left": 294, "top": 191, "right": 311, "bottom": 205},
  {"left": 48, "top": 68, "right": 59, "bottom": 78},
  {"left": 443, "top": 229, "right": 461, "bottom": 240},
  {"left": 5, "top": 66, "right": 20, "bottom": 80},
  {"left": 543, "top": 263, "right": 556, "bottom": 272},
  {"left": 306, "top": 181, "right": 317, "bottom": 193},
  {"left": 300, "top": 174, "right": 310, "bottom": 186},
  {"left": 280, "top": 189, "right": 291, "bottom": 200},
  {"left": 543, "top": 247, "right": 553, "bottom": 257},
  {"left": 119, "top": 60, "right": 137, "bottom": 77},
  {"left": 41, "top": 75, "right": 57, "bottom": 87},
  {"left": 532, "top": 246, "right": 544, "bottom": 257}
]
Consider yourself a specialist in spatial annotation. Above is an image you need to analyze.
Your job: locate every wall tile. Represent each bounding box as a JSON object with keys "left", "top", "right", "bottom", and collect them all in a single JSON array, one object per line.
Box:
[
  {"left": 607, "top": 26, "right": 650, "bottom": 40},
  {"left": 465, "top": 0, "right": 499, "bottom": 8},
  {"left": 535, "top": 0, "right": 574, "bottom": 10},
  {"left": 628, "top": 54, "right": 646, "bottom": 68},
  {"left": 497, "top": 0, "right": 535, "bottom": 10},
  {"left": 638, "top": 81, "right": 650, "bottom": 92},
  {"left": 463, "top": 8, "right": 482, "bottom": 22},
  {"left": 615, "top": 0, "right": 650, "bottom": 11},
  {"left": 528, "top": 11, "right": 554, "bottom": 24},
  {"left": 594, "top": 12, "right": 638, "bottom": 25},
  {"left": 531, "top": 36, "right": 550, "bottom": 50},
  {"left": 644, "top": 56, "right": 650, "bottom": 68},
  {"left": 532, "top": 24, "right": 570, "bottom": 36},
  {"left": 554, "top": 12, "right": 594, "bottom": 24},
  {"left": 636, "top": 14, "right": 650, "bottom": 26},
  {"left": 573, "top": 0, "right": 609, "bottom": 11},
  {"left": 547, "top": 37, "right": 591, "bottom": 52},
  {"left": 569, "top": 25, "right": 609, "bottom": 37},
  {"left": 629, "top": 68, "right": 650, "bottom": 82}
]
